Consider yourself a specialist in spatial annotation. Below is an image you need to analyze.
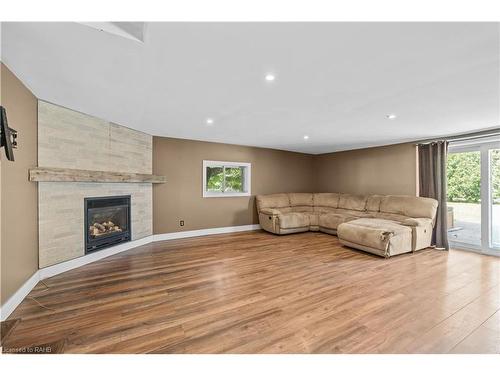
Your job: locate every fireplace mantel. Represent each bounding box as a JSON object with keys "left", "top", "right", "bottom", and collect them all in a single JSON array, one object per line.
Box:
[{"left": 29, "top": 167, "right": 167, "bottom": 183}]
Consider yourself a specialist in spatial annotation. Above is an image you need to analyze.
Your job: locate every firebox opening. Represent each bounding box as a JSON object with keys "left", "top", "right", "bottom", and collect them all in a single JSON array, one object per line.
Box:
[{"left": 84, "top": 195, "right": 131, "bottom": 254}]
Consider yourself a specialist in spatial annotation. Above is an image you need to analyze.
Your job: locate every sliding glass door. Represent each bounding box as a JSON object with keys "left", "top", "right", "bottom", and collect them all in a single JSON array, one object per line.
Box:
[
  {"left": 447, "top": 138, "right": 499, "bottom": 255},
  {"left": 447, "top": 150, "right": 481, "bottom": 247},
  {"left": 490, "top": 148, "right": 500, "bottom": 249}
]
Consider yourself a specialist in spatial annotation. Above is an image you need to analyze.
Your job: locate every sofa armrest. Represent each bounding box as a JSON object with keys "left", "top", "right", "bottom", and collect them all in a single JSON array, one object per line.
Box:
[
  {"left": 402, "top": 218, "right": 433, "bottom": 251},
  {"left": 402, "top": 218, "right": 432, "bottom": 227},
  {"left": 258, "top": 211, "right": 281, "bottom": 234},
  {"left": 260, "top": 208, "right": 281, "bottom": 216}
]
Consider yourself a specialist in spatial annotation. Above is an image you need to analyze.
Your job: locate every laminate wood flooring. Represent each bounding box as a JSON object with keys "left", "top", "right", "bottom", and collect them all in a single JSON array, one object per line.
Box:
[{"left": 2, "top": 231, "right": 499, "bottom": 354}]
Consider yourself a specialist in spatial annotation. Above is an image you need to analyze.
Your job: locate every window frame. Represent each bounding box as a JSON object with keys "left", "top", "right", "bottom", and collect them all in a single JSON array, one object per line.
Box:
[{"left": 202, "top": 160, "right": 251, "bottom": 198}]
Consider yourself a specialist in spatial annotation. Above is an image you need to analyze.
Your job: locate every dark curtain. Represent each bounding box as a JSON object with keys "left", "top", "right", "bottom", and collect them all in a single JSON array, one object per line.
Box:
[{"left": 418, "top": 141, "right": 449, "bottom": 250}]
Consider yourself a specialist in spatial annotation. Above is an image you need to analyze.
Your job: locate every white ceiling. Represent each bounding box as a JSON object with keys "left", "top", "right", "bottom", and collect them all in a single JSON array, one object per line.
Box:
[{"left": 1, "top": 22, "right": 499, "bottom": 154}]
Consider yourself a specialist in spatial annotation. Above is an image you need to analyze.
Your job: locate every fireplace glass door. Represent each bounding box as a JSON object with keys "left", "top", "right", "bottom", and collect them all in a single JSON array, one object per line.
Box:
[{"left": 85, "top": 196, "right": 131, "bottom": 253}]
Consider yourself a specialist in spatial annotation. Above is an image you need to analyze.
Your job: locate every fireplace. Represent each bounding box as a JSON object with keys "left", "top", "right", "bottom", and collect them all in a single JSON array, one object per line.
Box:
[{"left": 84, "top": 195, "right": 131, "bottom": 253}]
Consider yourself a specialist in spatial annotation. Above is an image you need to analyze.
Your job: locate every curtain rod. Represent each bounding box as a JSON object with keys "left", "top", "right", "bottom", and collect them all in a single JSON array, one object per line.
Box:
[{"left": 415, "top": 128, "right": 500, "bottom": 146}]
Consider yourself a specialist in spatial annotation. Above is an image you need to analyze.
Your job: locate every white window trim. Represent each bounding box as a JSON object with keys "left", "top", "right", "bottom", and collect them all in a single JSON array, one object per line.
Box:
[{"left": 202, "top": 160, "right": 251, "bottom": 198}]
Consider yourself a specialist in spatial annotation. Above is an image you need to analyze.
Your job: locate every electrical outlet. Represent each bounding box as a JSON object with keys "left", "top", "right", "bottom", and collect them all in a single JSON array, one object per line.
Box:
[{"left": 180, "top": 220, "right": 184, "bottom": 227}]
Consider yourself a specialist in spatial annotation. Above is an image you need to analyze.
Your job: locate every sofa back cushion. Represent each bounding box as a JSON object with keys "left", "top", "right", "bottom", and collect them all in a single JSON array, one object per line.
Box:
[
  {"left": 256, "top": 193, "right": 290, "bottom": 211},
  {"left": 366, "top": 195, "right": 383, "bottom": 212},
  {"left": 338, "top": 193, "right": 367, "bottom": 211},
  {"left": 313, "top": 193, "right": 340, "bottom": 209},
  {"left": 380, "top": 195, "right": 438, "bottom": 221},
  {"left": 289, "top": 193, "right": 313, "bottom": 207}
]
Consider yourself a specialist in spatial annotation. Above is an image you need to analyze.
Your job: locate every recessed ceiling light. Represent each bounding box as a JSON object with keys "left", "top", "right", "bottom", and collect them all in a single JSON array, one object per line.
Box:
[
  {"left": 265, "top": 74, "right": 276, "bottom": 82},
  {"left": 303, "top": 135, "right": 309, "bottom": 140},
  {"left": 386, "top": 114, "right": 397, "bottom": 120},
  {"left": 206, "top": 118, "right": 214, "bottom": 125}
]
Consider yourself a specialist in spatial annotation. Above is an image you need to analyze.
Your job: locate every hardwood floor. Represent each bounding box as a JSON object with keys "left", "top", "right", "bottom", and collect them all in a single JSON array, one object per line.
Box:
[{"left": 2, "top": 230, "right": 499, "bottom": 354}]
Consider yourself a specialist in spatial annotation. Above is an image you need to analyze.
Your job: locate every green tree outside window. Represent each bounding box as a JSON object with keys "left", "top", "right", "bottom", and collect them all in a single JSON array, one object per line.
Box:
[
  {"left": 447, "top": 150, "right": 500, "bottom": 204},
  {"left": 206, "top": 166, "right": 245, "bottom": 193}
]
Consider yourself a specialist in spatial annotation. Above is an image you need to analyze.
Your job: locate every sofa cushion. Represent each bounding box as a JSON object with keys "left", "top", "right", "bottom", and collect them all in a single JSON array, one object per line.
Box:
[
  {"left": 337, "top": 218, "right": 412, "bottom": 252},
  {"left": 278, "top": 212, "right": 310, "bottom": 229},
  {"left": 366, "top": 195, "right": 383, "bottom": 212},
  {"left": 338, "top": 193, "right": 367, "bottom": 211},
  {"left": 289, "top": 193, "right": 313, "bottom": 207},
  {"left": 290, "top": 206, "right": 313, "bottom": 213},
  {"left": 256, "top": 193, "right": 290, "bottom": 210},
  {"left": 309, "top": 213, "right": 319, "bottom": 227},
  {"left": 380, "top": 195, "right": 438, "bottom": 221},
  {"left": 334, "top": 208, "right": 373, "bottom": 218},
  {"left": 373, "top": 212, "right": 410, "bottom": 223},
  {"left": 319, "top": 212, "right": 358, "bottom": 230},
  {"left": 313, "top": 206, "right": 337, "bottom": 214},
  {"left": 313, "top": 193, "right": 340, "bottom": 208}
]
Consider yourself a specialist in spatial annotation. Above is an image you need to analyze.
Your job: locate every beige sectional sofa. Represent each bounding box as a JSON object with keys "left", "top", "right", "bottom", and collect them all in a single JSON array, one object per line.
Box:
[{"left": 256, "top": 193, "right": 438, "bottom": 258}]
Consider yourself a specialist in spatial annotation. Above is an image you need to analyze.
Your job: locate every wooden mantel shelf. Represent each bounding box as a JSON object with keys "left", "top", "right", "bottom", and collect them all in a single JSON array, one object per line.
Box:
[{"left": 29, "top": 167, "right": 167, "bottom": 184}]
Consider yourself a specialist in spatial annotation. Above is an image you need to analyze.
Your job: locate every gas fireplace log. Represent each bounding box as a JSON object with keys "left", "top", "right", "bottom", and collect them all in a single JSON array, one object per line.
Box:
[
  {"left": 103, "top": 221, "right": 115, "bottom": 229},
  {"left": 90, "top": 223, "right": 124, "bottom": 236},
  {"left": 94, "top": 223, "right": 105, "bottom": 231}
]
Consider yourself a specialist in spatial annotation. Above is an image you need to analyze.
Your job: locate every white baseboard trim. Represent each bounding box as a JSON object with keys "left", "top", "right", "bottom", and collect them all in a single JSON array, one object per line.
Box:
[
  {"left": 153, "top": 224, "right": 261, "bottom": 242},
  {"left": 39, "top": 236, "right": 154, "bottom": 280},
  {"left": 0, "top": 224, "right": 261, "bottom": 321},
  {"left": 0, "top": 271, "right": 40, "bottom": 321}
]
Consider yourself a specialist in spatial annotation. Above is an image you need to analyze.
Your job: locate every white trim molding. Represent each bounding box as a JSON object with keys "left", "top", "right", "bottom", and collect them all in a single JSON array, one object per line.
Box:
[
  {"left": 154, "top": 224, "right": 261, "bottom": 242},
  {"left": 0, "top": 272, "right": 41, "bottom": 321},
  {"left": 39, "top": 236, "right": 154, "bottom": 280},
  {"left": 0, "top": 224, "right": 261, "bottom": 321}
]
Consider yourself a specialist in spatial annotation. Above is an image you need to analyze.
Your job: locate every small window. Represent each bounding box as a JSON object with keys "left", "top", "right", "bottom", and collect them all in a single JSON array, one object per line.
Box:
[{"left": 203, "top": 160, "right": 251, "bottom": 197}]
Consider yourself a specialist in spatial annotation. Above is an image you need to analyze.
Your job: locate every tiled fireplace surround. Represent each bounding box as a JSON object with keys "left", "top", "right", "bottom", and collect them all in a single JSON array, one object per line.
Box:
[{"left": 38, "top": 101, "right": 153, "bottom": 268}]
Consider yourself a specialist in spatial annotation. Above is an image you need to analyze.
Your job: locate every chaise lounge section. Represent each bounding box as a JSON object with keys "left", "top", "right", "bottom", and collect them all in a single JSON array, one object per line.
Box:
[{"left": 256, "top": 193, "right": 438, "bottom": 257}]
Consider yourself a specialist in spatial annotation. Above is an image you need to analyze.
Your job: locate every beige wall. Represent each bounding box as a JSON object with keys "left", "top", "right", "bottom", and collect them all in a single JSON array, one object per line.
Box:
[
  {"left": 153, "top": 137, "right": 315, "bottom": 234},
  {"left": 314, "top": 142, "right": 418, "bottom": 196},
  {"left": 0, "top": 64, "right": 39, "bottom": 305}
]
